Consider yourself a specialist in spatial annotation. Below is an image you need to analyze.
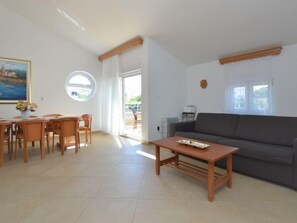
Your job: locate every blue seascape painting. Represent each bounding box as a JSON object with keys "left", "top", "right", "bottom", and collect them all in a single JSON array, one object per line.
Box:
[{"left": 0, "top": 58, "right": 30, "bottom": 102}]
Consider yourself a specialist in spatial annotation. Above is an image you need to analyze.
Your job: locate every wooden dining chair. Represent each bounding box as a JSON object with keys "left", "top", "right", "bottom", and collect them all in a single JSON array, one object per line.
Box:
[
  {"left": 54, "top": 117, "right": 80, "bottom": 155},
  {"left": 14, "top": 119, "right": 47, "bottom": 162},
  {"left": 0, "top": 121, "right": 12, "bottom": 167},
  {"left": 12, "top": 115, "right": 39, "bottom": 148},
  {"left": 3, "top": 123, "right": 12, "bottom": 160},
  {"left": 42, "top": 114, "right": 63, "bottom": 152},
  {"left": 78, "top": 114, "right": 92, "bottom": 145}
]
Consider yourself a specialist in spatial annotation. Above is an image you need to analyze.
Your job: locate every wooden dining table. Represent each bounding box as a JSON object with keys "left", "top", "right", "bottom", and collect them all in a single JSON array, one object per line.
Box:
[
  {"left": 0, "top": 121, "right": 12, "bottom": 167},
  {"left": 0, "top": 116, "right": 81, "bottom": 166}
]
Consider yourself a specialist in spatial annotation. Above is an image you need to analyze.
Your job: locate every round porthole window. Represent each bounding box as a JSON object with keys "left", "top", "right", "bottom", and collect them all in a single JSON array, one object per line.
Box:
[{"left": 65, "top": 71, "right": 96, "bottom": 102}]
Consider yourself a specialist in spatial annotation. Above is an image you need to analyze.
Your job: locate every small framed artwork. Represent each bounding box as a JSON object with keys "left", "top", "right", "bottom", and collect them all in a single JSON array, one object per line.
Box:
[{"left": 0, "top": 57, "right": 31, "bottom": 104}]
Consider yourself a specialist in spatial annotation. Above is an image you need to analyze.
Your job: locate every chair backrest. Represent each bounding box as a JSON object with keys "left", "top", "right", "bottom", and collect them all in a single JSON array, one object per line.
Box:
[
  {"left": 0, "top": 121, "right": 12, "bottom": 141},
  {"left": 81, "top": 114, "right": 92, "bottom": 128},
  {"left": 29, "top": 115, "right": 38, "bottom": 118},
  {"left": 16, "top": 119, "right": 46, "bottom": 142},
  {"left": 42, "top": 115, "right": 63, "bottom": 132},
  {"left": 136, "top": 112, "right": 141, "bottom": 121},
  {"left": 13, "top": 115, "right": 38, "bottom": 119},
  {"left": 42, "top": 114, "right": 63, "bottom": 117},
  {"left": 57, "top": 117, "right": 79, "bottom": 137}
]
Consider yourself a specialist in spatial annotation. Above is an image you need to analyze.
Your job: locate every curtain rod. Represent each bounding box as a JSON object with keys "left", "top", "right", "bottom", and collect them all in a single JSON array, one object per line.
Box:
[
  {"left": 98, "top": 36, "right": 143, "bottom": 62},
  {"left": 219, "top": 47, "right": 282, "bottom": 65}
]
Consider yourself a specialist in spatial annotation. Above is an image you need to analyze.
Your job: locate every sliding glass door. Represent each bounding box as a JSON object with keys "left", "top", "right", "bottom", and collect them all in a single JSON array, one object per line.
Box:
[{"left": 121, "top": 71, "right": 141, "bottom": 139}]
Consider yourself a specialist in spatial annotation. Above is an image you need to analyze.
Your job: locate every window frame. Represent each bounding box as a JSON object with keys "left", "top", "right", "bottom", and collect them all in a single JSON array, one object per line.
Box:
[
  {"left": 227, "top": 80, "right": 272, "bottom": 115},
  {"left": 65, "top": 70, "right": 97, "bottom": 102}
]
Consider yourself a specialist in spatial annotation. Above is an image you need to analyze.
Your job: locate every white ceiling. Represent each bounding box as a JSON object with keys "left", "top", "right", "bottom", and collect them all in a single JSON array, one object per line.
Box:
[{"left": 1, "top": 0, "right": 297, "bottom": 66}]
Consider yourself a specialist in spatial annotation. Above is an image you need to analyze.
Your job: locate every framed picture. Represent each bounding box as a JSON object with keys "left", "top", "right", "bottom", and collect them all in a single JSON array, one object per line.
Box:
[{"left": 0, "top": 57, "right": 31, "bottom": 104}]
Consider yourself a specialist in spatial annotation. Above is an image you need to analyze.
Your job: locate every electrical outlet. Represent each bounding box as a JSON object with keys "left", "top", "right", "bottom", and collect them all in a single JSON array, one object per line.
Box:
[{"left": 157, "top": 126, "right": 160, "bottom": 131}]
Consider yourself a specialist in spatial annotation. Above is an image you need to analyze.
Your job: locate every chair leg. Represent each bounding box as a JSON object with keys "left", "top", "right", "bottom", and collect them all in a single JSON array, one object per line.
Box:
[
  {"left": 78, "top": 133, "right": 80, "bottom": 148},
  {"left": 23, "top": 140, "right": 28, "bottom": 163},
  {"left": 90, "top": 130, "right": 92, "bottom": 144},
  {"left": 60, "top": 136, "right": 64, "bottom": 155},
  {"left": 46, "top": 132, "right": 50, "bottom": 153},
  {"left": 7, "top": 136, "right": 11, "bottom": 160},
  {"left": 40, "top": 139, "right": 44, "bottom": 160},
  {"left": 10, "top": 135, "right": 14, "bottom": 158},
  {"left": 52, "top": 133, "right": 55, "bottom": 152},
  {"left": 75, "top": 133, "right": 78, "bottom": 153},
  {"left": 133, "top": 120, "right": 136, "bottom": 130},
  {"left": 85, "top": 130, "right": 88, "bottom": 144},
  {"left": 14, "top": 137, "right": 18, "bottom": 160}
]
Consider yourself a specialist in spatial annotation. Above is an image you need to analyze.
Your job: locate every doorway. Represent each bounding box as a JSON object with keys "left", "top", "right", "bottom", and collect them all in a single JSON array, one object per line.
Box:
[{"left": 122, "top": 71, "right": 141, "bottom": 139}]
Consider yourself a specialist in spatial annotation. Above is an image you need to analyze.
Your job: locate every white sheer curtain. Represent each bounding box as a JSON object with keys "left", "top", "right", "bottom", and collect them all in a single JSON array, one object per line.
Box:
[
  {"left": 99, "top": 55, "right": 123, "bottom": 135},
  {"left": 224, "top": 56, "right": 273, "bottom": 115}
]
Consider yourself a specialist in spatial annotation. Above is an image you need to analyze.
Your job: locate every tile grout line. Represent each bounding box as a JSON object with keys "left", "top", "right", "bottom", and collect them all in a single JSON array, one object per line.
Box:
[
  {"left": 73, "top": 197, "right": 94, "bottom": 223},
  {"left": 131, "top": 162, "right": 148, "bottom": 223}
]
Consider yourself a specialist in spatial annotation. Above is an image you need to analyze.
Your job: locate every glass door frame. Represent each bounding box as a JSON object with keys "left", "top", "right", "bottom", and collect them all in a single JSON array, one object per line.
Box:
[{"left": 120, "top": 69, "right": 142, "bottom": 140}]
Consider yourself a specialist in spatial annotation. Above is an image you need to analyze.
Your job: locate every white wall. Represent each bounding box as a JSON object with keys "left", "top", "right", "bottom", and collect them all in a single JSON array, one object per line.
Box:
[
  {"left": 187, "top": 44, "right": 297, "bottom": 117},
  {"left": 119, "top": 45, "right": 149, "bottom": 141},
  {"left": 119, "top": 38, "right": 188, "bottom": 142},
  {"left": 0, "top": 6, "right": 101, "bottom": 130},
  {"left": 147, "top": 38, "right": 187, "bottom": 141},
  {"left": 118, "top": 38, "right": 187, "bottom": 142},
  {"left": 273, "top": 45, "right": 297, "bottom": 116},
  {"left": 187, "top": 61, "right": 224, "bottom": 113}
]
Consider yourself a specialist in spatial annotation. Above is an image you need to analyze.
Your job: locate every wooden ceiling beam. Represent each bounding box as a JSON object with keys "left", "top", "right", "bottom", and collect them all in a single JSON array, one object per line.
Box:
[
  {"left": 219, "top": 47, "right": 282, "bottom": 65},
  {"left": 98, "top": 36, "right": 144, "bottom": 62}
]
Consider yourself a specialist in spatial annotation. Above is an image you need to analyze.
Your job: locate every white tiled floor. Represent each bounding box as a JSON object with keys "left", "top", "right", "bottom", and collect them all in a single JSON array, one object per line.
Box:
[{"left": 0, "top": 132, "right": 297, "bottom": 223}]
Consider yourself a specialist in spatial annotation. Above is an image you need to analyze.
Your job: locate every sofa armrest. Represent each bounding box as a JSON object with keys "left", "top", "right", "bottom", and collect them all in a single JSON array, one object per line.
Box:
[
  {"left": 168, "top": 121, "right": 195, "bottom": 137},
  {"left": 293, "top": 138, "right": 297, "bottom": 189}
]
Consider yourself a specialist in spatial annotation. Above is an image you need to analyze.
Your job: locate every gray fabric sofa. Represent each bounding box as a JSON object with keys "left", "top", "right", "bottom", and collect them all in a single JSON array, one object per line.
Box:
[{"left": 168, "top": 113, "right": 297, "bottom": 189}]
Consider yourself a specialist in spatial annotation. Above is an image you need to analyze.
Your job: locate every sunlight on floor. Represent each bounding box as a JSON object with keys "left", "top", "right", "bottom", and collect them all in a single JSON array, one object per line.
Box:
[
  {"left": 66, "top": 143, "right": 88, "bottom": 150},
  {"left": 115, "top": 136, "right": 141, "bottom": 149},
  {"left": 136, "top": 150, "right": 156, "bottom": 160}
]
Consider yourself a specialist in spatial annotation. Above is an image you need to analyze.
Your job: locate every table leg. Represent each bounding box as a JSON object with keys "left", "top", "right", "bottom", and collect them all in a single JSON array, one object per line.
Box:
[
  {"left": 175, "top": 152, "right": 179, "bottom": 167},
  {"left": 208, "top": 161, "right": 215, "bottom": 202},
  {"left": 227, "top": 154, "right": 233, "bottom": 188},
  {"left": 155, "top": 146, "right": 160, "bottom": 175},
  {"left": 7, "top": 127, "right": 11, "bottom": 160},
  {"left": 0, "top": 127, "right": 4, "bottom": 167}
]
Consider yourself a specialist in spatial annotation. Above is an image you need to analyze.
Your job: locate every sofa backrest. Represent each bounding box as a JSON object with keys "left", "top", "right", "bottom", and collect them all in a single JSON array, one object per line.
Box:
[
  {"left": 236, "top": 115, "right": 297, "bottom": 146},
  {"left": 194, "top": 113, "right": 239, "bottom": 138}
]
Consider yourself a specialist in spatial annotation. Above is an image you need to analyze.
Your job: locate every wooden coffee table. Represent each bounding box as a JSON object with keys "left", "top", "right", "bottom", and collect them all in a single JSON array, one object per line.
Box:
[{"left": 150, "top": 136, "right": 239, "bottom": 202}]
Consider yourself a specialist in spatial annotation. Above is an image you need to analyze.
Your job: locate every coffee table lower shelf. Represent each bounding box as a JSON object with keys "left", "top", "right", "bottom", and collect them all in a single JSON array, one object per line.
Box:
[
  {"left": 161, "top": 158, "right": 230, "bottom": 191},
  {"left": 155, "top": 147, "right": 234, "bottom": 202}
]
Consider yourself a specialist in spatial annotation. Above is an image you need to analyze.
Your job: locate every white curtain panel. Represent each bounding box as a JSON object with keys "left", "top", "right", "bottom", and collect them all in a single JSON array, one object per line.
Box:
[
  {"left": 99, "top": 55, "right": 123, "bottom": 135},
  {"left": 224, "top": 56, "right": 274, "bottom": 115}
]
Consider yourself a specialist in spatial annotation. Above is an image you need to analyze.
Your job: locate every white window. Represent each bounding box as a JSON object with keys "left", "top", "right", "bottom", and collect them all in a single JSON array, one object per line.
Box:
[
  {"left": 65, "top": 71, "right": 96, "bottom": 102},
  {"left": 224, "top": 57, "right": 273, "bottom": 115},
  {"left": 233, "top": 86, "right": 246, "bottom": 111},
  {"left": 227, "top": 81, "right": 272, "bottom": 114}
]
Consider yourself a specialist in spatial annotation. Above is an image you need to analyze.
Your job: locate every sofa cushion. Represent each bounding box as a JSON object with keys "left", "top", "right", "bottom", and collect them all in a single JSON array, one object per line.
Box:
[
  {"left": 236, "top": 115, "right": 297, "bottom": 146},
  {"left": 175, "top": 131, "right": 224, "bottom": 143},
  {"left": 218, "top": 138, "right": 293, "bottom": 165},
  {"left": 194, "top": 113, "right": 238, "bottom": 138}
]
